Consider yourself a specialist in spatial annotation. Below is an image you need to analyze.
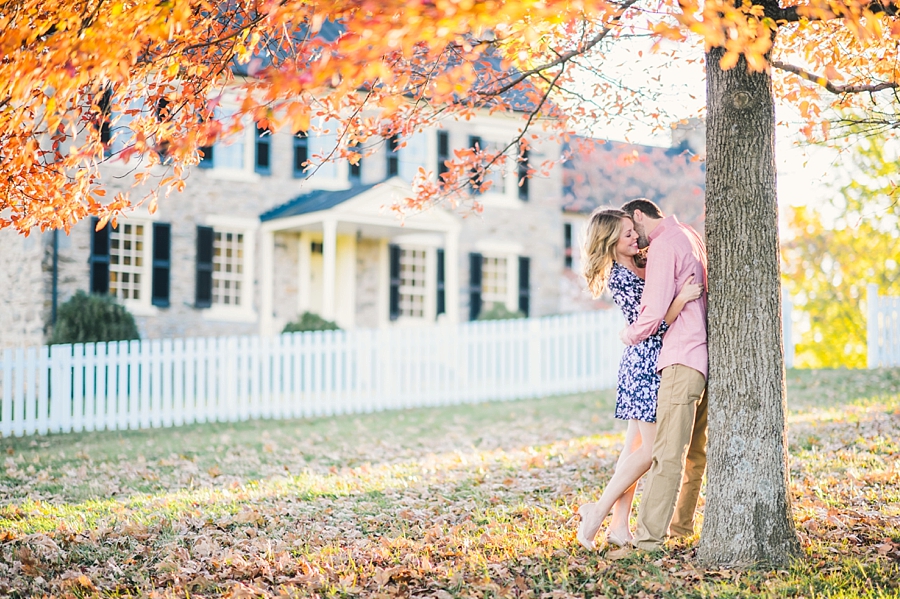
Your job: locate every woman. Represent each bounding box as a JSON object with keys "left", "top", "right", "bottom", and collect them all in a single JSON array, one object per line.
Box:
[{"left": 575, "top": 208, "right": 702, "bottom": 550}]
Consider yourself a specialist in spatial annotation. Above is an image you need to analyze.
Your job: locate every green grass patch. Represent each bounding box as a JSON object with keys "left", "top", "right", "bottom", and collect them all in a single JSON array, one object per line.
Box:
[{"left": 0, "top": 369, "right": 898, "bottom": 598}]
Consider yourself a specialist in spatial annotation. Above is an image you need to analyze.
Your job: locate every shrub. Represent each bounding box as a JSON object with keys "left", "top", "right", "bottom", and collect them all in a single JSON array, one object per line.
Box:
[
  {"left": 50, "top": 291, "right": 140, "bottom": 344},
  {"left": 477, "top": 302, "right": 525, "bottom": 321},
  {"left": 282, "top": 311, "right": 341, "bottom": 333}
]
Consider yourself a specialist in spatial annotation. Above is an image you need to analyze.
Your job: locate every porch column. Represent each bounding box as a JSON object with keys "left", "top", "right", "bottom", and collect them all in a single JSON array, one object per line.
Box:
[
  {"left": 321, "top": 219, "right": 337, "bottom": 321},
  {"left": 444, "top": 227, "right": 461, "bottom": 325},
  {"left": 260, "top": 229, "right": 276, "bottom": 336}
]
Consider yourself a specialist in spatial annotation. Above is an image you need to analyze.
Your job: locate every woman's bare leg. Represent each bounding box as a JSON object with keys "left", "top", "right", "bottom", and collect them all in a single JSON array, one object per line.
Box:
[
  {"left": 606, "top": 421, "right": 642, "bottom": 540},
  {"left": 578, "top": 421, "right": 657, "bottom": 547}
]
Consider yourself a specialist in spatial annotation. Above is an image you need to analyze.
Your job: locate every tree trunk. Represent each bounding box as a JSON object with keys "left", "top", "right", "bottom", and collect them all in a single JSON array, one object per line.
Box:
[{"left": 697, "top": 46, "right": 801, "bottom": 566}]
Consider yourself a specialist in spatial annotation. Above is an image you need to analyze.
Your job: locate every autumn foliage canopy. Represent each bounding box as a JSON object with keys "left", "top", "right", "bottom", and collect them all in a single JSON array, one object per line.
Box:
[{"left": 2, "top": 0, "right": 899, "bottom": 234}]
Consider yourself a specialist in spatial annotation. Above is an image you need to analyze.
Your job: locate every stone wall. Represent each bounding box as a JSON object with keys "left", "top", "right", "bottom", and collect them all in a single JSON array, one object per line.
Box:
[
  {"left": 37, "top": 110, "right": 573, "bottom": 340},
  {"left": 0, "top": 231, "right": 49, "bottom": 348}
]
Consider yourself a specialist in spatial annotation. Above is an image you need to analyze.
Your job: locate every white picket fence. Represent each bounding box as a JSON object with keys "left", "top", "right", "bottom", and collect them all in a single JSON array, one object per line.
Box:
[
  {"left": 868, "top": 284, "right": 900, "bottom": 368},
  {"left": 0, "top": 310, "right": 625, "bottom": 438}
]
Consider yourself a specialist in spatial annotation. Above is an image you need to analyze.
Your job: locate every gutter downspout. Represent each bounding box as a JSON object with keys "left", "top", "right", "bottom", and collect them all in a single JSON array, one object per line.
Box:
[{"left": 51, "top": 229, "right": 59, "bottom": 325}]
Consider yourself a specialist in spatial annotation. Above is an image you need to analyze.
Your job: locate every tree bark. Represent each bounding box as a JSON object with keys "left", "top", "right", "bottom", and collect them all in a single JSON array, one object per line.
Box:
[{"left": 697, "top": 46, "right": 802, "bottom": 566}]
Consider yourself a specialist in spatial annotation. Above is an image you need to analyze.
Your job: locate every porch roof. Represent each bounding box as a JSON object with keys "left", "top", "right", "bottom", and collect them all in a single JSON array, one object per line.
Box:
[{"left": 260, "top": 182, "right": 379, "bottom": 222}]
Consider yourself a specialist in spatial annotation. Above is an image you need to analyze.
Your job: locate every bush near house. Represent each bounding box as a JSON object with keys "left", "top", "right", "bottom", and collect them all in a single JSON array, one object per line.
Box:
[
  {"left": 478, "top": 302, "right": 525, "bottom": 321},
  {"left": 49, "top": 291, "right": 140, "bottom": 344},
  {"left": 282, "top": 311, "right": 341, "bottom": 333}
]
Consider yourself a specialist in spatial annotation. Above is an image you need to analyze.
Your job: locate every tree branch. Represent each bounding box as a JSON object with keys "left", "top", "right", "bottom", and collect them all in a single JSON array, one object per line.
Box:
[
  {"left": 464, "top": 0, "right": 639, "bottom": 100},
  {"left": 772, "top": 60, "right": 899, "bottom": 94},
  {"left": 760, "top": 0, "right": 899, "bottom": 23}
]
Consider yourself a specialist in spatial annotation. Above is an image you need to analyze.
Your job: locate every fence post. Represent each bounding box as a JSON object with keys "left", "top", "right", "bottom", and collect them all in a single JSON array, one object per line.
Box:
[
  {"left": 528, "top": 318, "right": 542, "bottom": 397},
  {"left": 867, "top": 283, "right": 880, "bottom": 369},
  {"left": 782, "top": 288, "right": 794, "bottom": 370}
]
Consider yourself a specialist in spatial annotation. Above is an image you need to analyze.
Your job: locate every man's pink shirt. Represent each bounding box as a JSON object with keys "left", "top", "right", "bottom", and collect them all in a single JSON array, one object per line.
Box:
[{"left": 622, "top": 215, "right": 709, "bottom": 378}]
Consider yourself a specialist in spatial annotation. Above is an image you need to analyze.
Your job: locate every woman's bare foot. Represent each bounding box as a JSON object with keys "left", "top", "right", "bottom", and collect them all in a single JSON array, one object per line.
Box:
[
  {"left": 605, "top": 526, "right": 633, "bottom": 548},
  {"left": 576, "top": 504, "right": 603, "bottom": 550}
]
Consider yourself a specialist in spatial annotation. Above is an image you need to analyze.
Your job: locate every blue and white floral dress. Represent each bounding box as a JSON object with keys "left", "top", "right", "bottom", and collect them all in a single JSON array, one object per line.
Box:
[{"left": 608, "top": 262, "right": 669, "bottom": 423}]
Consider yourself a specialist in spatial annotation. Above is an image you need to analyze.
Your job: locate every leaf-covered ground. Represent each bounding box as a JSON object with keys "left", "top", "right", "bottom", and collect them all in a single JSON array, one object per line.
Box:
[{"left": 0, "top": 368, "right": 898, "bottom": 598}]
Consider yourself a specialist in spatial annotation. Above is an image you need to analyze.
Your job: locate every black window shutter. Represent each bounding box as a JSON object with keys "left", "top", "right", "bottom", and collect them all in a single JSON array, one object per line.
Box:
[
  {"left": 437, "top": 131, "right": 450, "bottom": 177},
  {"left": 387, "top": 135, "right": 400, "bottom": 177},
  {"left": 89, "top": 217, "right": 110, "bottom": 294},
  {"left": 293, "top": 130, "right": 308, "bottom": 177},
  {"left": 468, "top": 135, "right": 483, "bottom": 194},
  {"left": 436, "top": 248, "right": 446, "bottom": 316},
  {"left": 564, "top": 223, "right": 573, "bottom": 269},
  {"left": 199, "top": 144, "right": 214, "bottom": 168},
  {"left": 468, "top": 252, "right": 482, "bottom": 321},
  {"left": 389, "top": 244, "right": 401, "bottom": 321},
  {"left": 518, "top": 147, "right": 530, "bottom": 201},
  {"left": 518, "top": 256, "right": 530, "bottom": 317},
  {"left": 196, "top": 226, "right": 214, "bottom": 308},
  {"left": 151, "top": 223, "right": 171, "bottom": 307},
  {"left": 255, "top": 124, "right": 271, "bottom": 175}
]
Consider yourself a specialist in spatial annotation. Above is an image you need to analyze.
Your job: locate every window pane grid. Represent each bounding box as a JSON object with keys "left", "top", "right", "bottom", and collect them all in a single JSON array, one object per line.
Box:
[
  {"left": 212, "top": 231, "right": 244, "bottom": 306},
  {"left": 399, "top": 248, "right": 427, "bottom": 318},
  {"left": 109, "top": 223, "right": 144, "bottom": 301},
  {"left": 482, "top": 256, "right": 507, "bottom": 304}
]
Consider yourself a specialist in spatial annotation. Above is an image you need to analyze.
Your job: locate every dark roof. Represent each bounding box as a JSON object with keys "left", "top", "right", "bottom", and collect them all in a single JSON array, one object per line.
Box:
[
  {"left": 233, "top": 21, "right": 547, "bottom": 113},
  {"left": 232, "top": 20, "right": 343, "bottom": 77},
  {"left": 260, "top": 182, "right": 379, "bottom": 221}
]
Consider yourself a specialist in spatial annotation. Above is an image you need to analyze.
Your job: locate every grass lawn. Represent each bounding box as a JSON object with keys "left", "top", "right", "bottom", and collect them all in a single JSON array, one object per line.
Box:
[{"left": 0, "top": 368, "right": 898, "bottom": 598}]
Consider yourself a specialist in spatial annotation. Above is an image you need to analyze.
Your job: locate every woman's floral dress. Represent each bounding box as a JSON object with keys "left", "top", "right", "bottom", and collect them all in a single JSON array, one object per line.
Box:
[{"left": 608, "top": 262, "right": 669, "bottom": 423}]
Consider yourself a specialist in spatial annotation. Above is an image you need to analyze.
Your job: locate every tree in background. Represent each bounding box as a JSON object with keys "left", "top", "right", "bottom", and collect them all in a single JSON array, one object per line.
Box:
[
  {"left": 7, "top": 0, "right": 900, "bottom": 566},
  {"left": 563, "top": 138, "right": 707, "bottom": 231},
  {"left": 782, "top": 135, "right": 900, "bottom": 368}
]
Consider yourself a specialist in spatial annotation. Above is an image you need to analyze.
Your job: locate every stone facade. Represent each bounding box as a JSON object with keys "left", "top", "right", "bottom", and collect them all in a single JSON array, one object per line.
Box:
[
  {"left": 0, "top": 106, "right": 702, "bottom": 347},
  {"left": 0, "top": 231, "right": 49, "bottom": 349}
]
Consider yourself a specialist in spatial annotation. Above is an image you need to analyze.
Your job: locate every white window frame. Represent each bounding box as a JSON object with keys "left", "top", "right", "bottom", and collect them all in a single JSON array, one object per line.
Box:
[
  {"left": 390, "top": 233, "right": 441, "bottom": 326},
  {"left": 202, "top": 215, "right": 258, "bottom": 323},
  {"left": 475, "top": 240, "right": 522, "bottom": 313},
  {"left": 299, "top": 116, "right": 352, "bottom": 191},
  {"left": 106, "top": 213, "right": 160, "bottom": 316},
  {"left": 205, "top": 103, "right": 261, "bottom": 183},
  {"left": 397, "top": 247, "right": 429, "bottom": 321},
  {"left": 467, "top": 118, "right": 525, "bottom": 208}
]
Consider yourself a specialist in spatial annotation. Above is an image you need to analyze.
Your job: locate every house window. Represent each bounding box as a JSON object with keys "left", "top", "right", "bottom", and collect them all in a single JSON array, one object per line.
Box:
[
  {"left": 255, "top": 124, "right": 271, "bottom": 175},
  {"left": 109, "top": 223, "right": 146, "bottom": 301},
  {"left": 399, "top": 248, "right": 428, "bottom": 318},
  {"left": 387, "top": 135, "right": 400, "bottom": 177},
  {"left": 293, "top": 130, "right": 308, "bottom": 177},
  {"left": 481, "top": 256, "right": 508, "bottom": 305},
  {"left": 212, "top": 231, "right": 244, "bottom": 306},
  {"left": 468, "top": 135, "right": 506, "bottom": 195},
  {"left": 198, "top": 107, "right": 244, "bottom": 170}
]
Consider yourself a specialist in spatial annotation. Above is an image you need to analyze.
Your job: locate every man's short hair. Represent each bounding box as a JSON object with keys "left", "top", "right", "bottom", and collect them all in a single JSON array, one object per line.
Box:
[{"left": 621, "top": 198, "right": 664, "bottom": 220}]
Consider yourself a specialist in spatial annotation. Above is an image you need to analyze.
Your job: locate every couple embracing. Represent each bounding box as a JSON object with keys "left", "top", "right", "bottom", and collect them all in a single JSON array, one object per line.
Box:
[{"left": 576, "top": 198, "right": 709, "bottom": 552}]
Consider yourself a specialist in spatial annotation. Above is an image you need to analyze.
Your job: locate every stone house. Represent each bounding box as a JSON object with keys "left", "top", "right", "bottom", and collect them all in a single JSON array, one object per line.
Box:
[
  {"left": 0, "top": 105, "right": 571, "bottom": 347},
  {"left": 0, "top": 104, "right": 705, "bottom": 348}
]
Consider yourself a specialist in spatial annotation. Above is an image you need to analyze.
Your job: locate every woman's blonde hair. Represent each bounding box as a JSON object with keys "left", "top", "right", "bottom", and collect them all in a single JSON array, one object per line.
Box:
[{"left": 582, "top": 207, "right": 630, "bottom": 298}]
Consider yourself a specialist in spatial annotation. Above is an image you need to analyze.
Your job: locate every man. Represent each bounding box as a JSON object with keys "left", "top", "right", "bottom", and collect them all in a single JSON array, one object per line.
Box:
[{"left": 619, "top": 198, "right": 708, "bottom": 551}]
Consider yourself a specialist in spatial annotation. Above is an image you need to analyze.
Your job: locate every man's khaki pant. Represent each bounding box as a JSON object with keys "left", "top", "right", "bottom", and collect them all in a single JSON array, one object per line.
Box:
[{"left": 633, "top": 364, "right": 708, "bottom": 550}]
